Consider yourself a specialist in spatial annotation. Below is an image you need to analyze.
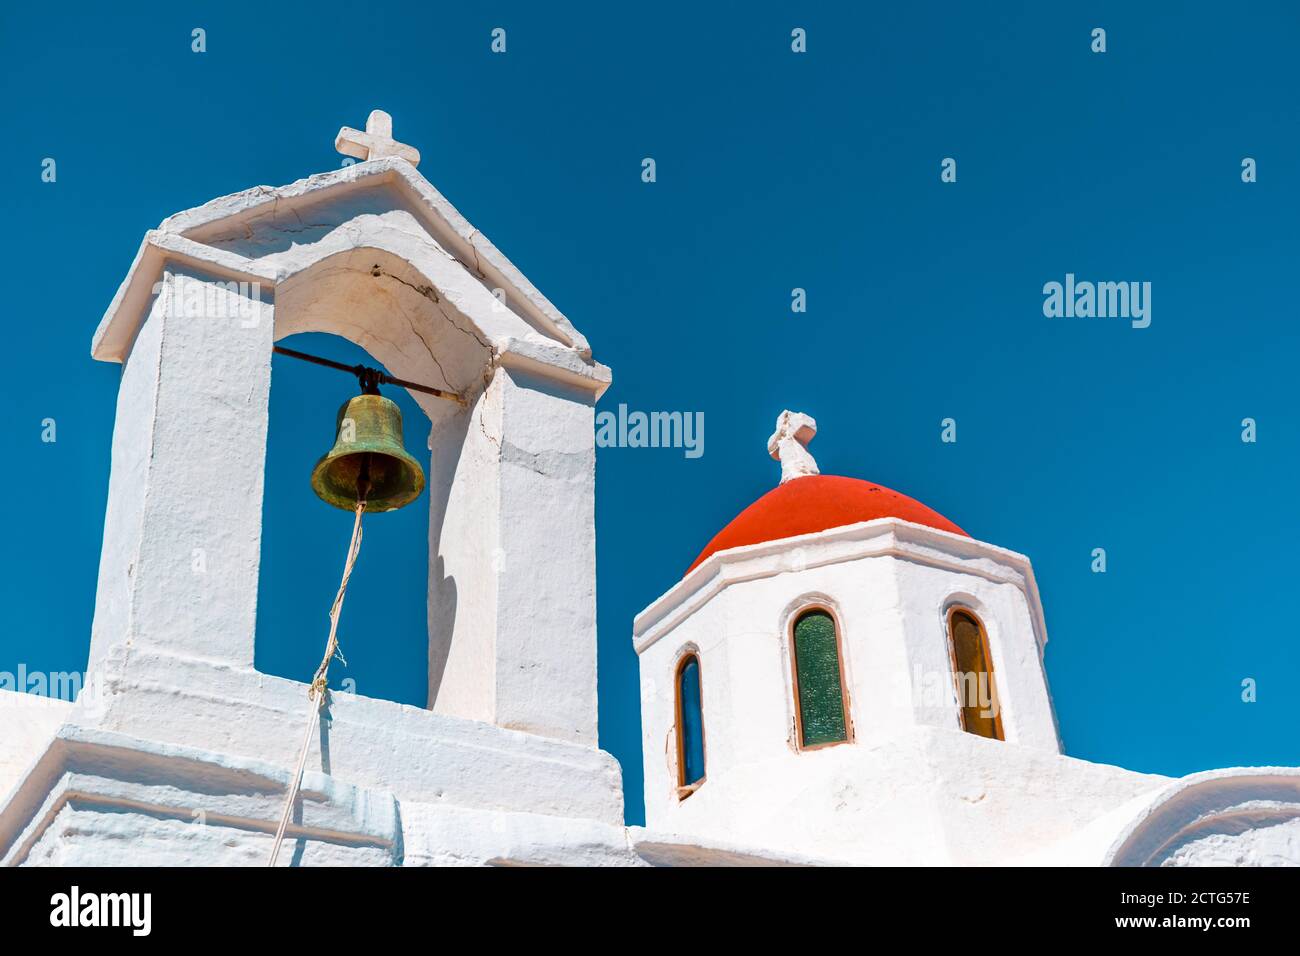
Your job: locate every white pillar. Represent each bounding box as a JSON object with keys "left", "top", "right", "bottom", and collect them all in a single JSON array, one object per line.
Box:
[
  {"left": 89, "top": 267, "right": 273, "bottom": 672},
  {"left": 428, "top": 362, "right": 599, "bottom": 746}
]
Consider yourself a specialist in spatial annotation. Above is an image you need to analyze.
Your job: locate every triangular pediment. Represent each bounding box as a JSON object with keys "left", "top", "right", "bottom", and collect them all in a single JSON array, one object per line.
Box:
[{"left": 93, "top": 159, "right": 603, "bottom": 397}]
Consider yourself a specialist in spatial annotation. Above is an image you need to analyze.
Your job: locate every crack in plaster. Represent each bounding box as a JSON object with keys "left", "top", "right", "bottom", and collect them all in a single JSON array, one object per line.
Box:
[
  {"left": 477, "top": 401, "right": 502, "bottom": 454},
  {"left": 466, "top": 230, "right": 487, "bottom": 279},
  {"left": 375, "top": 268, "right": 494, "bottom": 364}
]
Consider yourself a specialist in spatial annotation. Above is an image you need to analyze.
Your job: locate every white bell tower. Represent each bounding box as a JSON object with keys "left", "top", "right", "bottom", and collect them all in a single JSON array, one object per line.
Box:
[
  {"left": 0, "top": 111, "right": 631, "bottom": 866},
  {"left": 86, "top": 110, "right": 612, "bottom": 746}
]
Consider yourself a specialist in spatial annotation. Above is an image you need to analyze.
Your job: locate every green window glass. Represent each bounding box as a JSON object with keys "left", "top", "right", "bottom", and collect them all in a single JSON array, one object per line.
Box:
[{"left": 793, "top": 609, "right": 848, "bottom": 747}]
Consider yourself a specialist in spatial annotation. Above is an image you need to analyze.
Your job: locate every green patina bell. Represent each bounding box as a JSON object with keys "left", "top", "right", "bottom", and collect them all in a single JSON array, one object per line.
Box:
[{"left": 311, "top": 393, "right": 426, "bottom": 512}]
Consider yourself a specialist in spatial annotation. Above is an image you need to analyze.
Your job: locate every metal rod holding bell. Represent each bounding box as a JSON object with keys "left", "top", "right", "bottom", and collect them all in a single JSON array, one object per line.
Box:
[{"left": 273, "top": 345, "right": 466, "bottom": 406}]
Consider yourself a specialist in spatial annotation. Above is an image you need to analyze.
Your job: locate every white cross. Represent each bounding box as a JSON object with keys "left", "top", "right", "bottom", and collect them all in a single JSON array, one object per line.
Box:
[
  {"left": 767, "top": 410, "right": 820, "bottom": 484},
  {"left": 335, "top": 109, "right": 421, "bottom": 167}
]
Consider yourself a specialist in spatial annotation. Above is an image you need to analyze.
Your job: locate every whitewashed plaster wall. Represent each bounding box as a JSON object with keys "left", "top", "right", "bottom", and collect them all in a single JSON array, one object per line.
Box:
[
  {"left": 633, "top": 519, "right": 1162, "bottom": 863},
  {"left": 1105, "top": 769, "right": 1300, "bottom": 867},
  {"left": 8, "top": 148, "right": 1298, "bottom": 866},
  {"left": 428, "top": 366, "right": 598, "bottom": 741},
  {"left": 893, "top": 559, "right": 1059, "bottom": 751},
  {"left": 89, "top": 268, "right": 272, "bottom": 675},
  {"left": 86, "top": 158, "right": 610, "bottom": 750},
  {"left": 0, "top": 155, "right": 630, "bottom": 865},
  {"left": 1159, "top": 820, "right": 1300, "bottom": 866},
  {"left": 0, "top": 690, "right": 71, "bottom": 801},
  {"left": 0, "top": 719, "right": 804, "bottom": 867}
]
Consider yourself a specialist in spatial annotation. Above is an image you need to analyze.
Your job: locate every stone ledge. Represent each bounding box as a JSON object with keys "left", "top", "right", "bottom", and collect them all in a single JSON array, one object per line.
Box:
[
  {"left": 81, "top": 645, "right": 626, "bottom": 826},
  {"left": 1105, "top": 767, "right": 1300, "bottom": 866},
  {"left": 0, "top": 724, "right": 399, "bottom": 867},
  {"left": 0, "top": 690, "right": 73, "bottom": 802},
  {"left": 628, "top": 827, "right": 834, "bottom": 866}
]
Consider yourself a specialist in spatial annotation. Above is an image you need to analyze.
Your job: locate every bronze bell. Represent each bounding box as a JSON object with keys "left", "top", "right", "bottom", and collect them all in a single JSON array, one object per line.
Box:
[{"left": 311, "top": 392, "right": 426, "bottom": 512}]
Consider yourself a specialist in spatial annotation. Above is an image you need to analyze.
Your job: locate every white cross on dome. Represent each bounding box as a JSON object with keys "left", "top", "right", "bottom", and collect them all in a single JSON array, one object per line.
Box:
[{"left": 767, "top": 410, "right": 819, "bottom": 484}]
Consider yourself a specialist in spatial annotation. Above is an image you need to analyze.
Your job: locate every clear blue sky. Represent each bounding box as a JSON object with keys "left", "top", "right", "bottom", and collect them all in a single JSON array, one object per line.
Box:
[{"left": 5, "top": 2, "right": 1297, "bottom": 825}]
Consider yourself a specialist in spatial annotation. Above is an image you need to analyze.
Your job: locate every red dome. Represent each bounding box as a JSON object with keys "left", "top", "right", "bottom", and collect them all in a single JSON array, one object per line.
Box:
[{"left": 686, "top": 474, "right": 968, "bottom": 575}]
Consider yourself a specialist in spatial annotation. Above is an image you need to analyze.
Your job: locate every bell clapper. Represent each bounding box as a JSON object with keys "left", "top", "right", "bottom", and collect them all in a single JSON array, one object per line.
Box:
[{"left": 356, "top": 452, "right": 372, "bottom": 508}]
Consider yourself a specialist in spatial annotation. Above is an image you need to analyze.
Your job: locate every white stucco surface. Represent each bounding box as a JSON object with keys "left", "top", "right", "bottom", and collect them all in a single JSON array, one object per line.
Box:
[
  {"left": 1105, "top": 768, "right": 1300, "bottom": 866},
  {"left": 85, "top": 145, "right": 612, "bottom": 740},
  {"left": 3, "top": 121, "right": 1296, "bottom": 867},
  {"left": 632, "top": 509, "right": 1300, "bottom": 866},
  {"left": 0, "top": 690, "right": 71, "bottom": 801},
  {"left": 0, "top": 139, "right": 643, "bottom": 866}
]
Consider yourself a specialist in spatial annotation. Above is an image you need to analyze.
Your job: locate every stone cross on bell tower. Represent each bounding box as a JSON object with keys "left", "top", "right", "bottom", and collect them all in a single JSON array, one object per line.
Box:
[
  {"left": 335, "top": 109, "right": 421, "bottom": 166},
  {"left": 767, "top": 410, "right": 820, "bottom": 483}
]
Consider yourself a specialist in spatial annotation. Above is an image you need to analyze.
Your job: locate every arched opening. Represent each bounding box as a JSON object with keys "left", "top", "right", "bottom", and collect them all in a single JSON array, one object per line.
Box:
[
  {"left": 254, "top": 331, "right": 431, "bottom": 706},
  {"left": 675, "top": 652, "right": 706, "bottom": 795},
  {"left": 790, "top": 608, "right": 851, "bottom": 749},
  {"left": 946, "top": 607, "right": 1003, "bottom": 740}
]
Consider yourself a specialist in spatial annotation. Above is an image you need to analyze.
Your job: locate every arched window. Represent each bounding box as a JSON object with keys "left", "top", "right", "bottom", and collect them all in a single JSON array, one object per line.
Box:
[
  {"left": 946, "top": 608, "right": 1003, "bottom": 740},
  {"left": 791, "top": 609, "right": 850, "bottom": 748},
  {"left": 675, "top": 653, "right": 706, "bottom": 793}
]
